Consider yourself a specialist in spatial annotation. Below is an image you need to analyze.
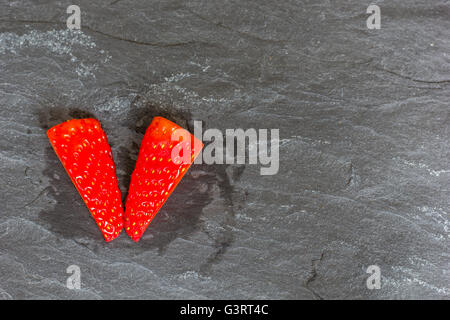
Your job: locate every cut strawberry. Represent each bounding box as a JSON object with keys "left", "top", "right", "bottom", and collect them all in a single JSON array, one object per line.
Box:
[
  {"left": 124, "top": 117, "right": 203, "bottom": 241},
  {"left": 47, "top": 118, "right": 124, "bottom": 242}
]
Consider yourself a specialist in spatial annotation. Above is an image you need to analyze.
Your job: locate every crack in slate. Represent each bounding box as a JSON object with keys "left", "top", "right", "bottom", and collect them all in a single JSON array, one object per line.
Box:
[
  {"left": 374, "top": 66, "right": 450, "bottom": 85},
  {"left": 0, "top": 19, "right": 203, "bottom": 48},
  {"left": 304, "top": 252, "right": 325, "bottom": 300},
  {"left": 184, "top": 7, "right": 288, "bottom": 44}
]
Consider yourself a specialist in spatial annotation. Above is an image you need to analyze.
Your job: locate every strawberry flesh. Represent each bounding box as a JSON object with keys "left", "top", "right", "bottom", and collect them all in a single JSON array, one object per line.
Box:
[
  {"left": 124, "top": 117, "right": 203, "bottom": 241},
  {"left": 47, "top": 118, "right": 124, "bottom": 242}
]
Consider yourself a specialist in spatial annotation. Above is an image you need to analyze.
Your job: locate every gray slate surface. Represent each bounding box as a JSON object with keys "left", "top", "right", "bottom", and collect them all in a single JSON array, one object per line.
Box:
[{"left": 0, "top": 0, "right": 449, "bottom": 299}]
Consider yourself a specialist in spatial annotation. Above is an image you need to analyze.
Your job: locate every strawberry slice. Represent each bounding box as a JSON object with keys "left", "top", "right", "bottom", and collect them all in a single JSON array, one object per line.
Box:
[
  {"left": 124, "top": 116, "right": 203, "bottom": 241},
  {"left": 47, "top": 118, "right": 124, "bottom": 242}
]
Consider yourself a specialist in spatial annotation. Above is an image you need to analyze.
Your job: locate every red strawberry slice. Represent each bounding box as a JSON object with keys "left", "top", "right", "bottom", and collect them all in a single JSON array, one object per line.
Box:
[
  {"left": 124, "top": 116, "right": 203, "bottom": 241},
  {"left": 47, "top": 118, "right": 124, "bottom": 242}
]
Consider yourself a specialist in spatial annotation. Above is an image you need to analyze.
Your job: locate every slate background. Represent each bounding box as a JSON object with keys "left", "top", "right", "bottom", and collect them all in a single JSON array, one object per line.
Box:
[{"left": 0, "top": 0, "right": 449, "bottom": 299}]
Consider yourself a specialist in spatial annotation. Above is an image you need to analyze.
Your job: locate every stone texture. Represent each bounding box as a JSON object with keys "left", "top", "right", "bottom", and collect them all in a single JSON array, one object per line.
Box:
[{"left": 0, "top": 0, "right": 448, "bottom": 299}]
